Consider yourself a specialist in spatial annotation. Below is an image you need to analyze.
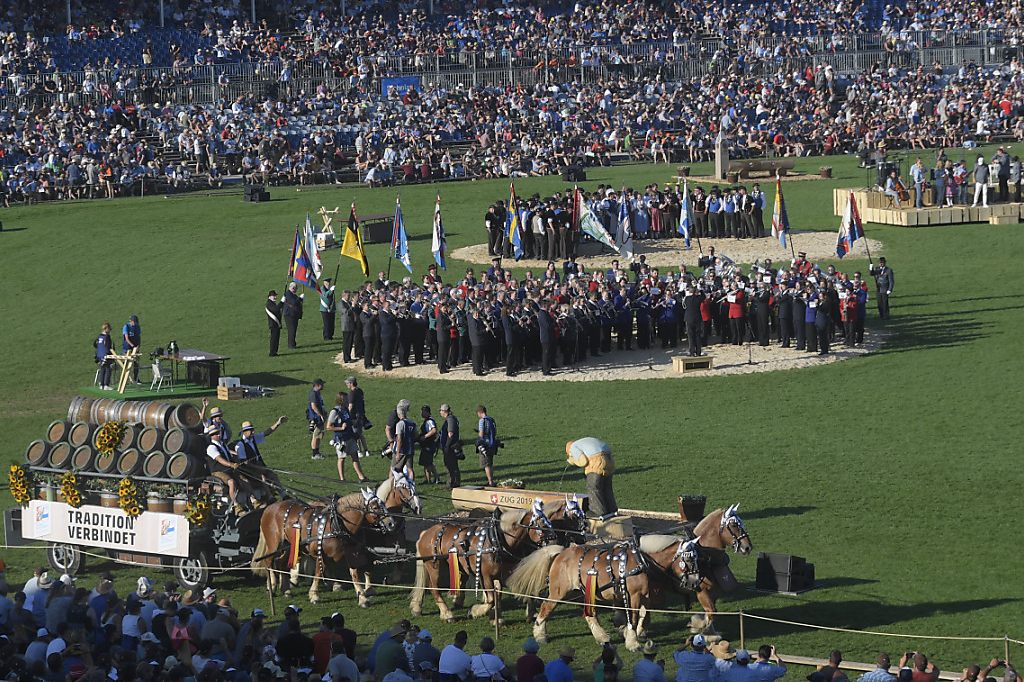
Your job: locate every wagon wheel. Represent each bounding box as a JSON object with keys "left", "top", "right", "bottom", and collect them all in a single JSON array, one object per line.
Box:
[
  {"left": 47, "top": 543, "right": 85, "bottom": 576},
  {"left": 175, "top": 550, "right": 211, "bottom": 591}
]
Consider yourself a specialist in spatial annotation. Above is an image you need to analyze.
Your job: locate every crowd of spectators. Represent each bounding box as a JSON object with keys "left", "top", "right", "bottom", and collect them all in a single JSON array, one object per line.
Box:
[
  {"left": 0, "top": 0, "right": 1021, "bottom": 205},
  {"left": 0, "top": 566, "right": 1018, "bottom": 682}
]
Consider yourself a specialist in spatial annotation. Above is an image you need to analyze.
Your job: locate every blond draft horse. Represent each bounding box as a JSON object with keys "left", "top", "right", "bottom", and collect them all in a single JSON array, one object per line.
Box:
[
  {"left": 683, "top": 504, "right": 751, "bottom": 630},
  {"left": 251, "top": 487, "right": 396, "bottom": 606},
  {"left": 409, "top": 498, "right": 586, "bottom": 622},
  {"left": 506, "top": 505, "right": 752, "bottom": 652},
  {"left": 507, "top": 536, "right": 704, "bottom": 652}
]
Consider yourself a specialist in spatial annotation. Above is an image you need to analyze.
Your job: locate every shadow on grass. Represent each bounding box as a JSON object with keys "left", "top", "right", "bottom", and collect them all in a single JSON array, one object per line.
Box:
[
  {"left": 874, "top": 309, "right": 1008, "bottom": 355},
  {"left": 743, "top": 505, "right": 817, "bottom": 521},
  {"left": 240, "top": 372, "right": 309, "bottom": 388}
]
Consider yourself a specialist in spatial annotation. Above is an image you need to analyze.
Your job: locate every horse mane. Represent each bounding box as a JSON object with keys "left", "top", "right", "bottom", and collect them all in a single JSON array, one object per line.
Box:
[
  {"left": 500, "top": 508, "right": 529, "bottom": 535},
  {"left": 376, "top": 476, "right": 394, "bottom": 501},
  {"left": 639, "top": 534, "right": 681, "bottom": 554},
  {"left": 693, "top": 508, "right": 723, "bottom": 540},
  {"left": 543, "top": 499, "right": 566, "bottom": 517},
  {"left": 337, "top": 491, "right": 366, "bottom": 510}
]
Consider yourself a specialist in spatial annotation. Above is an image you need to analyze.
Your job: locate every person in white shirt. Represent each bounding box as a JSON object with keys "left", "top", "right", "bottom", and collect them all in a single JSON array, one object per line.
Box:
[
  {"left": 439, "top": 631, "right": 472, "bottom": 682},
  {"left": 470, "top": 637, "right": 511, "bottom": 682}
]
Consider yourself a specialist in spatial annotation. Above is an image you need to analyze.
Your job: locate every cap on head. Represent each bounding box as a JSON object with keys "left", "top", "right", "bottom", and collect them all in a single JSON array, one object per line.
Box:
[{"left": 240, "top": 421, "right": 255, "bottom": 433}]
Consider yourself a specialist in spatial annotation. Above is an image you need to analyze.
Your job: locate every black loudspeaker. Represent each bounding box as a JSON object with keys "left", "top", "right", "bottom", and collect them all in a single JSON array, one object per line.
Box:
[
  {"left": 1005, "top": 47, "right": 1018, "bottom": 62},
  {"left": 187, "top": 361, "right": 220, "bottom": 388},
  {"left": 244, "top": 184, "right": 270, "bottom": 202},
  {"left": 562, "top": 165, "right": 587, "bottom": 182},
  {"left": 755, "top": 552, "right": 815, "bottom": 593}
]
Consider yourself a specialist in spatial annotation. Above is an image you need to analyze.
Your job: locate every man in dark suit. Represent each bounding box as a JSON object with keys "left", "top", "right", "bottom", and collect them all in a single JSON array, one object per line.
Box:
[
  {"left": 338, "top": 290, "right": 355, "bottom": 362},
  {"left": 682, "top": 286, "right": 704, "bottom": 357},
  {"left": 502, "top": 308, "right": 520, "bottom": 377},
  {"left": 754, "top": 283, "right": 772, "bottom": 346},
  {"left": 266, "top": 290, "right": 283, "bottom": 356},
  {"left": 869, "top": 257, "right": 895, "bottom": 319},
  {"left": 359, "top": 303, "right": 377, "bottom": 369},
  {"left": 777, "top": 284, "right": 794, "bottom": 348},
  {"left": 815, "top": 291, "right": 832, "bottom": 355},
  {"left": 468, "top": 307, "right": 486, "bottom": 376},
  {"left": 436, "top": 303, "right": 452, "bottom": 374},
  {"left": 537, "top": 303, "right": 556, "bottom": 376},
  {"left": 378, "top": 304, "right": 398, "bottom": 371},
  {"left": 283, "top": 282, "right": 304, "bottom": 349}
]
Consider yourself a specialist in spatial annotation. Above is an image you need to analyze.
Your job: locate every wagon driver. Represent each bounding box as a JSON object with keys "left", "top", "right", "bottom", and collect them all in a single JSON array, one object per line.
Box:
[
  {"left": 565, "top": 437, "right": 617, "bottom": 517},
  {"left": 234, "top": 416, "right": 288, "bottom": 502},
  {"left": 205, "top": 423, "right": 246, "bottom": 515}
]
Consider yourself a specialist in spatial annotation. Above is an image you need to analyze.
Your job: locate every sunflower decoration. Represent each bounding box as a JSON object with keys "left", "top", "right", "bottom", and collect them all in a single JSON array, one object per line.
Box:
[
  {"left": 184, "top": 494, "right": 210, "bottom": 527},
  {"left": 59, "top": 471, "right": 82, "bottom": 508},
  {"left": 118, "top": 477, "right": 143, "bottom": 517},
  {"left": 95, "top": 421, "right": 127, "bottom": 460},
  {"left": 8, "top": 464, "right": 32, "bottom": 506}
]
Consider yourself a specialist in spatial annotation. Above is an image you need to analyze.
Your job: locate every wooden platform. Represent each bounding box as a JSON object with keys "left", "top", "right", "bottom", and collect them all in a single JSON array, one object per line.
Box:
[
  {"left": 834, "top": 188, "right": 1024, "bottom": 226},
  {"left": 672, "top": 355, "right": 715, "bottom": 373}
]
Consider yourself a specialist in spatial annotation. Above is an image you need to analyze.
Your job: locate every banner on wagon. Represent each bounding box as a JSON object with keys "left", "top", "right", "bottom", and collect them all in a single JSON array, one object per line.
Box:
[{"left": 22, "top": 501, "right": 190, "bottom": 557}]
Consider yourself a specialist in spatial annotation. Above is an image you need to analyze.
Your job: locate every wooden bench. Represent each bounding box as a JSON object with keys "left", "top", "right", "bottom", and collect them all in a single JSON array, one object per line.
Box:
[
  {"left": 727, "top": 159, "right": 796, "bottom": 179},
  {"left": 672, "top": 355, "right": 715, "bottom": 373}
]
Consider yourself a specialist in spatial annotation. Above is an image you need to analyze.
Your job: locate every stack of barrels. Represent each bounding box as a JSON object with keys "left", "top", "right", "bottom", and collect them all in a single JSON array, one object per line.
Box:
[{"left": 24, "top": 397, "right": 210, "bottom": 481}]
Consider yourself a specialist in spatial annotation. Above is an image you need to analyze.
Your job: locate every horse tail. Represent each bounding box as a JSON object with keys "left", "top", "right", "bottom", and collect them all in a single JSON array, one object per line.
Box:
[
  {"left": 507, "top": 544, "right": 563, "bottom": 600},
  {"left": 410, "top": 560, "right": 426, "bottom": 606},
  {"left": 251, "top": 529, "right": 271, "bottom": 577}
]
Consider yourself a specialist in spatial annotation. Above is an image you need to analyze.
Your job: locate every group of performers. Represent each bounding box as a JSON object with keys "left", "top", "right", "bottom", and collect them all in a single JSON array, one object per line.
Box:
[
  {"left": 323, "top": 248, "right": 891, "bottom": 377},
  {"left": 484, "top": 183, "right": 770, "bottom": 262}
]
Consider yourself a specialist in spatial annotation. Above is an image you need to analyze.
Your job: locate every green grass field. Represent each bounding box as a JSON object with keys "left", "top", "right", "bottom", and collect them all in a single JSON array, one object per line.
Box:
[{"left": 1, "top": 146, "right": 1022, "bottom": 673}]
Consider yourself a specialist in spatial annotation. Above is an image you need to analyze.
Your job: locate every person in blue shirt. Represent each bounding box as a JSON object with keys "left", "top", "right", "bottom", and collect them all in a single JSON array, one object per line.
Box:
[
  {"left": 476, "top": 405, "right": 498, "bottom": 487},
  {"left": 121, "top": 314, "right": 141, "bottom": 383},
  {"left": 749, "top": 645, "right": 788, "bottom": 682},
  {"left": 673, "top": 635, "right": 719, "bottom": 682},
  {"left": 93, "top": 322, "right": 114, "bottom": 390},
  {"left": 545, "top": 647, "right": 575, "bottom": 682},
  {"left": 634, "top": 641, "right": 668, "bottom": 682}
]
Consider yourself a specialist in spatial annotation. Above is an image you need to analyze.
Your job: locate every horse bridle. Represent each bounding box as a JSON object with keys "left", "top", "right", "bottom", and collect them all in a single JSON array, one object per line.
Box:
[
  {"left": 672, "top": 540, "right": 703, "bottom": 591},
  {"left": 721, "top": 515, "right": 749, "bottom": 552},
  {"left": 390, "top": 473, "right": 422, "bottom": 515},
  {"left": 358, "top": 490, "right": 394, "bottom": 532}
]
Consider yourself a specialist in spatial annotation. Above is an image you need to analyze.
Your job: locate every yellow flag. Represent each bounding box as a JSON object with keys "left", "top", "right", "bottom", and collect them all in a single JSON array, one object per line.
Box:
[{"left": 341, "top": 203, "right": 369, "bottom": 277}]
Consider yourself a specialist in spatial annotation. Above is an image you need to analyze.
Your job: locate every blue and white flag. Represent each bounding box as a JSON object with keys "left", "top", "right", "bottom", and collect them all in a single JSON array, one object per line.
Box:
[
  {"left": 392, "top": 196, "right": 412, "bottom": 273},
  {"left": 616, "top": 189, "right": 634, "bottom": 259},
  {"left": 678, "top": 180, "right": 693, "bottom": 249},
  {"left": 432, "top": 193, "right": 447, "bottom": 270}
]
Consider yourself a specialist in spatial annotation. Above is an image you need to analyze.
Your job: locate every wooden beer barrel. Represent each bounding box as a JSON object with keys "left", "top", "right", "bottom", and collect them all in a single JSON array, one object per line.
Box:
[
  {"left": 137, "top": 427, "right": 165, "bottom": 454},
  {"left": 163, "top": 428, "right": 206, "bottom": 456},
  {"left": 94, "top": 451, "right": 119, "bottom": 474},
  {"left": 67, "top": 396, "right": 95, "bottom": 423},
  {"left": 68, "top": 422, "right": 94, "bottom": 448},
  {"left": 71, "top": 446, "right": 95, "bottom": 472},
  {"left": 169, "top": 403, "right": 202, "bottom": 430},
  {"left": 166, "top": 452, "right": 207, "bottom": 480},
  {"left": 140, "top": 402, "right": 173, "bottom": 429},
  {"left": 25, "top": 440, "right": 51, "bottom": 466},
  {"left": 45, "top": 421, "right": 71, "bottom": 444},
  {"left": 122, "top": 402, "right": 146, "bottom": 425},
  {"left": 142, "top": 451, "right": 167, "bottom": 478},
  {"left": 116, "top": 449, "right": 143, "bottom": 476},
  {"left": 146, "top": 496, "right": 173, "bottom": 513},
  {"left": 48, "top": 442, "right": 74, "bottom": 469},
  {"left": 119, "top": 425, "right": 140, "bottom": 450}
]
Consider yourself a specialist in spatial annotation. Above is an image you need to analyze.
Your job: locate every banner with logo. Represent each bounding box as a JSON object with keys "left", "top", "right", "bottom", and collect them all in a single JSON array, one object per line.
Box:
[{"left": 22, "top": 501, "right": 190, "bottom": 557}]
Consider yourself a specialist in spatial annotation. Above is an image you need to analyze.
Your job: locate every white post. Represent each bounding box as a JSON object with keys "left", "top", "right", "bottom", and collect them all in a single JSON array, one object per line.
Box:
[
  {"left": 159, "top": 0, "right": 165, "bottom": 28},
  {"left": 66, "top": 0, "right": 71, "bottom": 25},
  {"left": 251, "top": 0, "right": 256, "bottom": 24}
]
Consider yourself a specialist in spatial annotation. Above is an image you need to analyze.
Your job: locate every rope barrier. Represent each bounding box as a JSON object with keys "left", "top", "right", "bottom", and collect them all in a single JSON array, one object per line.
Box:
[{"left": 6, "top": 542, "right": 1015, "bottom": 646}]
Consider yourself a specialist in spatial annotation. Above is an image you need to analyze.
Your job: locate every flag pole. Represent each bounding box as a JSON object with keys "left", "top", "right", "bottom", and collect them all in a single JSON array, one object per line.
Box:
[
  {"left": 855, "top": 194, "right": 874, "bottom": 265},
  {"left": 387, "top": 195, "right": 398, "bottom": 282},
  {"left": 286, "top": 226, "right": 299, "bottom": 290}
]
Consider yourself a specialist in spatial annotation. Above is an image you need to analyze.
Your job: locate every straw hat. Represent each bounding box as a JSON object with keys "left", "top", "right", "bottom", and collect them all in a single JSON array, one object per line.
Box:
[{"left": 710, "top": 640, "right": 737, "bottom": 660}]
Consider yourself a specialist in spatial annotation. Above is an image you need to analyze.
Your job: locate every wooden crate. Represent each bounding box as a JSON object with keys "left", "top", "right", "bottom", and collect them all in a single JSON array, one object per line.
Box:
[
  {"left": 672, "top": 355, "right": 715, "bottom": 373},
  {"left": 990, "top": 214, "right": 1019, "bottom": 225},
  {"left": 976, "top": 206, "right": 992, "bottom": 222},
  {"left": 216, "top": 386, "right": 244, "bottom": 401}
]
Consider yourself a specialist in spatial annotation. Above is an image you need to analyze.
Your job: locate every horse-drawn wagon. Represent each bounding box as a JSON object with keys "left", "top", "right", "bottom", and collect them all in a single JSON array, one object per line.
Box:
[{"left": 6, "top": 397, "right": 263, "bottom": 590}]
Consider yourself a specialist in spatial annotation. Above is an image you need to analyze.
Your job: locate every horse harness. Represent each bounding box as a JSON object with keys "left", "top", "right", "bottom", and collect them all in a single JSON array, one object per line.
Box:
[
  {"left": 434, "top": 511, "right": 549, "bottom": 593},
  {"left": 284, "top": 494, "right": 389, "bottom": 576}
]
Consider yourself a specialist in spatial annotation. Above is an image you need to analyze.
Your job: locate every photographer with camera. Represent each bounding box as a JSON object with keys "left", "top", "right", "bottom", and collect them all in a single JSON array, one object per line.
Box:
[
  {"left": 439, "top": 404, "right": 463, "bottom": 489},
  {"left": 476, "top": 405, "right": 500, "bottom": 487},
  {"left": 898, "top": 653, "right": 939, "bottom": 682},
  {"left": 965, "top": 658, "right": 1017, "bottom": 682}
]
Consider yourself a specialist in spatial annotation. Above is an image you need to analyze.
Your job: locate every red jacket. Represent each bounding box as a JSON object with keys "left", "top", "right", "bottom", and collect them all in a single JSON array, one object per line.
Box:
[{"left": 728, "top": 290, "right": 746, "bottom": 319}]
